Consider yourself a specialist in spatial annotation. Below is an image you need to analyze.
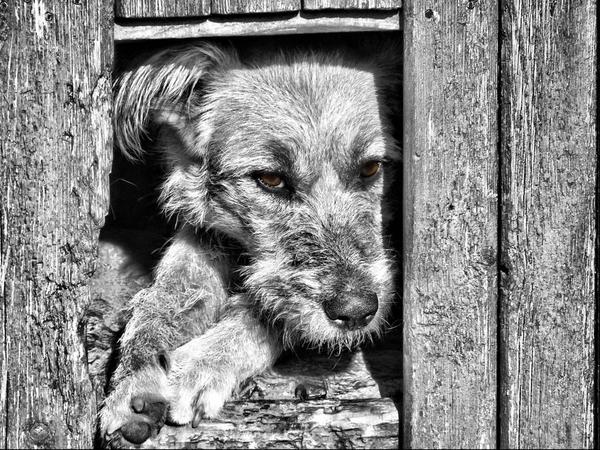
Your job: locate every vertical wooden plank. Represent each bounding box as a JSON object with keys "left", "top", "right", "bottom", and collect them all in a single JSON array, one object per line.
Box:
[
  {"left": 0, "top": 1, "right": 113, "bottom": 448},
  {"left": 499, "top": 1, "right": 596, "bottom": 448},
  {"left": 303, "top": 0, "right": 400, "bottom": 11},
  {"left": 403, "top": 1, "right": 498, "bottom": 447},
  {"left": 115, "top": 0, "right": 211, "bottom": 18},
  {"left": 211, "top": 0, "right": 300, "bottom": 15}
]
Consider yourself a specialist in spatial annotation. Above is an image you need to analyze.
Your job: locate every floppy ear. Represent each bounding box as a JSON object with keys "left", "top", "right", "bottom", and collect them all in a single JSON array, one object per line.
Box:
[{"left": 113, "top": 42, "right": 238, "bottom": 159}]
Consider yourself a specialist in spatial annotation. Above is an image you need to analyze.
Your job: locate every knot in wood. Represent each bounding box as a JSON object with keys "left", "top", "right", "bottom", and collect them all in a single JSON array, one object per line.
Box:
[{"left": 28, "top": 421, "right": 53, "bottom": 446}]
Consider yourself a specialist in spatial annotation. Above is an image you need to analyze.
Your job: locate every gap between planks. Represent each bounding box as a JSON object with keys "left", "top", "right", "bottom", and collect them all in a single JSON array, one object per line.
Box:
[{"left": 115, "top": 10, "right": 401, "bottom": 41}]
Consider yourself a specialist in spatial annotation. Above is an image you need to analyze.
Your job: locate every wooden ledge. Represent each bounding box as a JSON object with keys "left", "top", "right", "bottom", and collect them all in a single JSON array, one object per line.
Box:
[
  {"left": 115, "top": 10, "right": 401, "bottom": 41},
  {"left": 141, "top": 398, "right": 399, "bottom": 448}
]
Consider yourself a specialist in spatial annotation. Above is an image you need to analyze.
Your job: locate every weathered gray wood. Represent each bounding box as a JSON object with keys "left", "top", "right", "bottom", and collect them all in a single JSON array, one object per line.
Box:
[
  {"left": 116, "top": 0, "right": 211, "bottom": 18},
  {"left": 114, "top": 10, "right": 401, "bottom": 40},
  {"left": 499, "top": 1, "right": 596, "bottom": 448},
  {"left": 142, "top": 399, "right": 398, "bottom": 449},
  {"left": 0, "top": 1, "right": 113, "bottom": 448},
  {"left": 212, "top": 0, "right": 299, "bottom": 15},
  {"left": 402, "top": 1, "right": 498, "bottom": 447},
  {"left": 303, "top": 0, "right": 400, "bottom": 11}
]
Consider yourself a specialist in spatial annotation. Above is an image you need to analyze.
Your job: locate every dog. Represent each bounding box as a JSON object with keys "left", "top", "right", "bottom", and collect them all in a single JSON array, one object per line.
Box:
[{"left": 100, "top": 36, "right": 401, "bottom": 447}]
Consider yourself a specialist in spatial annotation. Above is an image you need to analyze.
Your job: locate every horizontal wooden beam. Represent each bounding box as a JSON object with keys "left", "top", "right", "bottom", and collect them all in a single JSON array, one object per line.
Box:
[
  {"left": 115, "top": 10, "right": 401, "bottom": 41},
  {"left": 141, "top": 399, "right": 399, "bottom": 448}
]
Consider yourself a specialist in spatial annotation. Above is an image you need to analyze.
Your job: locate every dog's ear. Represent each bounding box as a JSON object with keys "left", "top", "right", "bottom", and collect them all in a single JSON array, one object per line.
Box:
[{"left": 114, "top": 42, "right": 238, "bottom": 159}]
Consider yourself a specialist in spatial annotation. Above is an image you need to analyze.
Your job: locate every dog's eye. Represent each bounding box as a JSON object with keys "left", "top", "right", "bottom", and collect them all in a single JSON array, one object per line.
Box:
[
  {"left": 257, "top": 173, "right": 286, "bottom": 189},
  {"left": 360, "top": 161, "right": 381, "bottom": 178}
]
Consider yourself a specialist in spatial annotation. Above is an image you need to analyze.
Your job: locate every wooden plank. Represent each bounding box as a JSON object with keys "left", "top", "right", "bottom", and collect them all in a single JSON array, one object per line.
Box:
[
  {"left": 141, "top": 399, "right": 399, "bottom": 449},
  {"left": 498, "top": 1, "right": 596, "bottom": 448},
  {"left": 402, "top": 1, "right": 498, "bottom": 447},
  {"left": 0, "top": 0, "right": 113, "bottom": 448},
  {"left": 303, "top": 0, "right": 400, "bottom": 11},
  {"left": 114, "top": 10, "right": 401, "bottom": 40},
  {"left": 116, "top": 0, "right": 211, "bottom": 18},
  {"left": 212, "top": 0, "right": 299, "bottom": 15}
]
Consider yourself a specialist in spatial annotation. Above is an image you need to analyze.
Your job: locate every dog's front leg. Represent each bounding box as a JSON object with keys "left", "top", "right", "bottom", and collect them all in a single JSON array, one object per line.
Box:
[
  {"left": 165, "top": 306, "right": 282, "bottom": 425},
  {"left": 101, "top": 227, "right": 233, "bottom": 447}
]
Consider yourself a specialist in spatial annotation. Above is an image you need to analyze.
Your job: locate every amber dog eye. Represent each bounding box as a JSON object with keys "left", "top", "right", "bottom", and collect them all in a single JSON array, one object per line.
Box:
[
  {"left": 257, "top": 173, "right": 285, "bottom": 189},
  {"left": 360, "top": 161, "right": 382, "bottom": 178}
]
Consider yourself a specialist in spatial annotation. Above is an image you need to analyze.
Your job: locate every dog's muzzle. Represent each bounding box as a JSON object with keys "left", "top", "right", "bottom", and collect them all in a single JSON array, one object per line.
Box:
[{"left": 323, "top": 291, "right": 378, "bottom": 331}]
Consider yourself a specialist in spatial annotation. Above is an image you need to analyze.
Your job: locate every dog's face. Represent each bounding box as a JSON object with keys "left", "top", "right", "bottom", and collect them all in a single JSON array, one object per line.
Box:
[{"left": 115, "top": 41, "right": 401, "bottom": 350}]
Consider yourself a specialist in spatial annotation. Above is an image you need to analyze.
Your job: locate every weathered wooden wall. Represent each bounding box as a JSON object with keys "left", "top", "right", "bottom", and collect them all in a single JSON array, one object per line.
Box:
[
  {"left": 403, "top": 0, "right": 597, "bottom": 448},
  {"left": 402, "top": 0, "right": 498, "bottom": 447},
  {"left": 0, "top": 1, "right": 113, "bottom": 448},
  {"left": 1, "top": 0, "right": 597, "bottom": 447},
  {"left": 499, "top": 1, "right": 597, "bottom": 448}
]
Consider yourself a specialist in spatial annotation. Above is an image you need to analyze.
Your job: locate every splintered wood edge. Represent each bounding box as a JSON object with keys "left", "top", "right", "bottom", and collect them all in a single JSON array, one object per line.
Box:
[
  {"left": 115, "top": 10, "right": 401, "bottom": 41},
  {"left": 141, "top": 398, "right": 400, "bottom": 448}
]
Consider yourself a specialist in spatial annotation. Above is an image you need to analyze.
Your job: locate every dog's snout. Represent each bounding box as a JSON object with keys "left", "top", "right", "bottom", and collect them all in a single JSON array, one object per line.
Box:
[{"left": 324, "top": 291, "right": 378, "bottom": 331}]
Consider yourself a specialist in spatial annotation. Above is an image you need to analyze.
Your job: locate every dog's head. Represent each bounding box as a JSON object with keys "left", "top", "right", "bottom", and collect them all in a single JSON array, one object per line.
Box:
[{"left": 115, "top": 39, "right": 401, "bottom": 351}]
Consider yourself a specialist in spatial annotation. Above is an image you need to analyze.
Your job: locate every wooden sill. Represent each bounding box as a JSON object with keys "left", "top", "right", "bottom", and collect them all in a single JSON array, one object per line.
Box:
[
  {"left": 115, "top": 10, "right": 401, "bottom": 41},
  {"left": 141, "top": 398, "right": 399, "bottom": 448}
]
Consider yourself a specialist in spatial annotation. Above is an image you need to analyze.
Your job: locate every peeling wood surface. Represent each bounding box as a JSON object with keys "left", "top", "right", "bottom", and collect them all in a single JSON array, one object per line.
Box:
[
  {"left": 499, "top": 1, "right": 597, "bottom": 448},
  {"left": 402, "top": 1, "right": 498, "bottom": 447},
  {"left": 0, "top": 1, "right": 113, "bottom": 448},
  {"left": 141, "top": 399, "right": 398, "bottom": 449},
  {"left": 303, "top": 0, "right": 400, "bottom": 11},
  {"left": 116, "top": 0, "right": 211, "bottom": 18},
  {"left": 114, "top": 11, "right": 401, "bottom": 41}
]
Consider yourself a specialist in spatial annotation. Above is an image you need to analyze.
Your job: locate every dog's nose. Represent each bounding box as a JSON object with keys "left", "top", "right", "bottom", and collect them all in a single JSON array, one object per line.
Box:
[{"left": 324, "top": 291, "right": 378, "bottom": 330}]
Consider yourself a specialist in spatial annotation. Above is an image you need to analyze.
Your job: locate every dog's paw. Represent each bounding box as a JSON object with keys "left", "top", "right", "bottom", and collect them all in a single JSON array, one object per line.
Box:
[
  {"left": 166, "top": 369, "right": 236, "bottom": 427},
  {"left": 101, "top": 366, "right": 169, "bottom": 448},
  {"left": 166, "top": 345, "right": 238, "bottom": 426}
]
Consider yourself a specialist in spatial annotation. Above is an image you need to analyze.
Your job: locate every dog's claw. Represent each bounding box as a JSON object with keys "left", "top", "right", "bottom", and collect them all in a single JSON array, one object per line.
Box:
[
  {"left": 294, "top": 383, "right": 309, "bottom": 401},
  {"left": 191, "top": 405, "right": 204, "bottom": 428},
  {"left": 131, "top": 397, "right": 145, "bottom": 413}
]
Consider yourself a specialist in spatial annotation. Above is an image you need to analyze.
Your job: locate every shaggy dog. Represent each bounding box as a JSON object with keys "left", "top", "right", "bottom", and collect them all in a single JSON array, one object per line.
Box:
[{"left": 100, "top": 37, "right": 401, "bottom": 447}]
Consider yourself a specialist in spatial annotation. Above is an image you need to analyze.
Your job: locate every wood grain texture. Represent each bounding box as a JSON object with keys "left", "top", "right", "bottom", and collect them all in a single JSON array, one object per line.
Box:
[
  {"left": 499, "top": 1, "right": 596, "bottom": 448},
  {"left": 303, "top": 0, "right": 400, "bottom": 11},
  {"left": 402, "top": 1, "right": 498, "bottom": 447},
  {"left": 0, "top": 1, "right": 113, "bottom": 448},
  {"left": 116, "top": 0, "right": 211, "bottom": 18},
  {"left": 142, "top": 399, "right": 398, "bottom": 449},
  {"left": 212, "top": 0, "right": 299, "bottom": 15},
  {"left": 114, "top": 11, "right": 401, "bottom": 40}
]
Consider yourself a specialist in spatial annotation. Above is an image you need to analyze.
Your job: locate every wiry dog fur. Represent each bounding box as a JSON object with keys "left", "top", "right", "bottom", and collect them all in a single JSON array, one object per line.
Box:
[{"left": 101, "top": 37, "right": 401, "bottom": 447}]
